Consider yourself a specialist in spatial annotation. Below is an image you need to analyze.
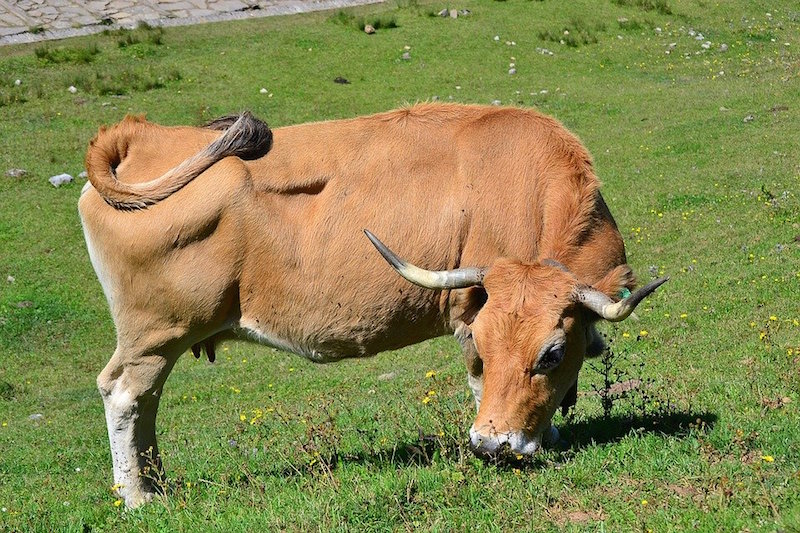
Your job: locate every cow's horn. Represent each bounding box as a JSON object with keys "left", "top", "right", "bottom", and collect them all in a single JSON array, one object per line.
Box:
[
  {"left": 364, "top": 230, "right": 485, "bottom": 289},
  {"left": 575, "top": 277, "right": 669, "bottom": 322}
]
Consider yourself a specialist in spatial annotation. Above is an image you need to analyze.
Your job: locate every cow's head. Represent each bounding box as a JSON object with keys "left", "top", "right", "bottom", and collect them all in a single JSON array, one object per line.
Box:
[{"left": 365, "top": 230, "right": 667, "bottom": 457}]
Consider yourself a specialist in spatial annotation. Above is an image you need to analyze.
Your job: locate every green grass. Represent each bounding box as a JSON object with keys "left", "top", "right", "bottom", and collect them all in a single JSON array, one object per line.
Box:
[{"left": 1, "top": 0, "right": 798, "bottom": 530}]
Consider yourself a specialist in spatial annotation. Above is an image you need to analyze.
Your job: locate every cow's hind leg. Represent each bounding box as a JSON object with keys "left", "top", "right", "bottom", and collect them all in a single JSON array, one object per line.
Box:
[{"left": 97, "top": 343, "right": 182, "bottom": 507}]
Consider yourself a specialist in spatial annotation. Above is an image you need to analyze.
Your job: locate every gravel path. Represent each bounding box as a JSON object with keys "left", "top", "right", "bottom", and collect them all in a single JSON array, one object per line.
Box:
[{"left": 0, "top": 0, "right": 384, "bottom": 46}]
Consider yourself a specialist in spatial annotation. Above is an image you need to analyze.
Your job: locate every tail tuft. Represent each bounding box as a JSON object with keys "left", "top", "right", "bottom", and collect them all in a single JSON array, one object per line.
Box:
[{"left": 206, "top": 111, "right": 272, "bottom": 161}]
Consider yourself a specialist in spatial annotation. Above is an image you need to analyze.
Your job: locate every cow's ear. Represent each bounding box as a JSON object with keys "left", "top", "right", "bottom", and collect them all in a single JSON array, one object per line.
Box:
[{"left": 590, "top": 264, "right": 636, "bottom": 301}]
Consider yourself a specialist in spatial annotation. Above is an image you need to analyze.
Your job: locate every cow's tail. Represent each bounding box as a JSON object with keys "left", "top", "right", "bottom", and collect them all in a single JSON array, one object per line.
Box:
[{"left": 85, "top": 111, "right": 272, "bottom": 210}]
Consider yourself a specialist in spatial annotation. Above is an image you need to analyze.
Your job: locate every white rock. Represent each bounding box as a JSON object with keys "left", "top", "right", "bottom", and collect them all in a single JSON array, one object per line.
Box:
[
  {"left": 49, "top": 173, "right": 73, "bottom": 187},
  {"left": 508, "top": 68, "right": 516, "bottom": 75},
  {"left": 720, "top": 43, "right": 729, "bottom": 51},
  {"left": 14, "top": 79, "right": 21, "bottom": 86},
  {"left": 701, "top": 41, "right": 711, "bottom": 49},
  {"left": 259, "top": 88, "right": 268, "bottom": 94},
  {"left": 491, "top": 99, "right": 501, "bottom": 106},
  {"left": 6, "top": 276, "right": 14, "bottom": 283},
  {"left": 29, "top": 413, "right": 44, "bottom": 421},
  {"left": 493, "top": 35, "right": 500, "bottom": 41},
  {"left": 363, "top": 24, "right": 375, "bottom": 34},
  {"left": 68, "top": 86, "right": 77, "bottom": 93},
  {"left": 78, "top": 170, "right": 88, "bottom": 179}
]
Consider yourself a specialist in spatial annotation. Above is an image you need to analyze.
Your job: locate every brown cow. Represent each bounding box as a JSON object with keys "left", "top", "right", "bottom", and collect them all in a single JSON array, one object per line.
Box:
[{"left": 79, "top": 103, "right": 666, "bottom": 507}]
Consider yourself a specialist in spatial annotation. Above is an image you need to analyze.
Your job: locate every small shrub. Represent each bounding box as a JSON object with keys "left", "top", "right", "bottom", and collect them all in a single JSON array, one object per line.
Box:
[{"left": 586, "top": 332, "right": 676, "bottom": 420}]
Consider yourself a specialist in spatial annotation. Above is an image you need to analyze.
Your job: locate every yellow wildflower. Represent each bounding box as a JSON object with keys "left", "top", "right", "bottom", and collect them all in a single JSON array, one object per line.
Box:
[
  {"left": 641, "top": 499, "right": 648, "bottom": 506},
  {"left": 422, "top": 396, "right": 431, "bottom": 405},
  {"left": 114, "top": 499, "right": 123, "bottom": 507},
  {"left": 639, "top": 330, "right": 649, "bottom": 337},
  {"left": 239, "top": 414, "right": 246, "bottom": 422},
  {"left": 762, "top": 455, "right": 774, "bottom": 463},
  {"left": 425, "top": 370, "right": 436, "bottom": 378}
]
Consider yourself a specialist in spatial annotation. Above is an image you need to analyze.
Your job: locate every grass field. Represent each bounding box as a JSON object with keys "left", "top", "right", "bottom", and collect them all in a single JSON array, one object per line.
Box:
[{"left": 1, "top": 0, "right": 798, "bottom": 530}]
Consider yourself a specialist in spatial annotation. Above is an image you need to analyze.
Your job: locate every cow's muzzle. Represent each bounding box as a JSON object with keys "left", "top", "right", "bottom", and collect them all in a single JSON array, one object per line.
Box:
[{"left": 469, "top": 425, "right": 560, "bottom": 457}]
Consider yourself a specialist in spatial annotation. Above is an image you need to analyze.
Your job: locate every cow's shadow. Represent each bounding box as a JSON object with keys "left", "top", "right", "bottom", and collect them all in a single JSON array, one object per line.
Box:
[
  {"left": 558, "top": 409, "right": 717, "bottom": 451},
  {"left": 334, "top": 409, "right": 717, "bottom": 470}
]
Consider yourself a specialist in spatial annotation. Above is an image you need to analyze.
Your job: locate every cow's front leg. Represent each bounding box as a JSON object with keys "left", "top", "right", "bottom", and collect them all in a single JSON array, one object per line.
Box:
[
  {"left": 455, "top": 323, "right": 483, "bottom": 410},
  {"left": 98, "top": 347, "right": 178, "bottom": 507}
]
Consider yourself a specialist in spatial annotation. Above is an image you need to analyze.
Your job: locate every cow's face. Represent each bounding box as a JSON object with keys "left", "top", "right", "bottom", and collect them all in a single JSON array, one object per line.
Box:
[
  {"left": 364, "top": 230, "right": 667, "bottom": 458},
  {"left": 467, "top": 259, "right": 591, "bottom": 456}
]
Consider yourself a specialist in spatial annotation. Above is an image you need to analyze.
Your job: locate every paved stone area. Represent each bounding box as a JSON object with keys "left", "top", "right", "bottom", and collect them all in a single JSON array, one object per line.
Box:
[{"left": 0, "top": 0, "right": 383, "bottom": 46}]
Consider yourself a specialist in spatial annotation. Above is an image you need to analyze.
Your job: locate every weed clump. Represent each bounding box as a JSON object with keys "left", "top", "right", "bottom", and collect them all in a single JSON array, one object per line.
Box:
[
  {"left": 538, "top": 18, "right": 606, "bottom": 47},
  {"left": 34, "top": 43, "right": 100, "bottom": 65},
  {"left": 328, "top": 10, "right": 398, "bottom": 31},
  {"left": 612, "top": 0, "right": 672, "bottom": 16}
]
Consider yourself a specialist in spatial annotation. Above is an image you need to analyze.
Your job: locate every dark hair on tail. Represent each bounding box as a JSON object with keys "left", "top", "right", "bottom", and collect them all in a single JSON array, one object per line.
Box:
[{"left": 205, "top": 111, "right": 272, "bottom": 161}]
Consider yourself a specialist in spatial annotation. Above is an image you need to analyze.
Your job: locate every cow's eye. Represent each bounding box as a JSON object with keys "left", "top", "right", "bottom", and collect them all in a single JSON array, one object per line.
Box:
[{"left": 534, "top": 342, "right": 565, "bottom": 372}]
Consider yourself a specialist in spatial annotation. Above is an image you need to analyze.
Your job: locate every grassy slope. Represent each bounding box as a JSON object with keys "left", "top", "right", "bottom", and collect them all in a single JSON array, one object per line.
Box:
[{"left": 0, "top": 0, "right": 798, "bottom": 530}]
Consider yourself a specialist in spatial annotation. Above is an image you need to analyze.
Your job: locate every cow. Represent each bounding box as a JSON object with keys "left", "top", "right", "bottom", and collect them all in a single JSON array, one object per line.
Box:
[{"left": 79, "top": 103, "right": 666, "bottom": 507}]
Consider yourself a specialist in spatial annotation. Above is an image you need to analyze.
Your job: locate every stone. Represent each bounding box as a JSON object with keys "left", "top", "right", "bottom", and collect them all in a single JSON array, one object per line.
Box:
[
  {"left": 28, "top": 413, "right": 44, "bottom": 421},
  {"left": 49, "top": 173, "right": 73, "bottom": 187},
  {"left": 68, "top": 85, "right": 77, "bottom": 93},
  {"left": 438, "top": 8, "right": 448, "bottom": 17},
  {"left": 401, "top": 51, "right": 410, "bottom": 60},
  {"left": 449, "top": 9, "right": 457, "bottom": 18},
  {"left": 377, "top": 372, "right": 396, "bottom": 381},
  {"left": 743, "top": 114, "right": 755, "bottom": 123},
  {"left": 363, "top": 24, "right": 374, "bottom": 34}
]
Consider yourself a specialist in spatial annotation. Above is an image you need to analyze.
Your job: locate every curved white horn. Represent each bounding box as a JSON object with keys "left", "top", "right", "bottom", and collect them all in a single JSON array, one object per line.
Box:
[
  {"left": 575, "top": 277, "right": 669, "bottom": 321},
  {"left": 364, "top": 230, "right": 485, "bottom": 289}
]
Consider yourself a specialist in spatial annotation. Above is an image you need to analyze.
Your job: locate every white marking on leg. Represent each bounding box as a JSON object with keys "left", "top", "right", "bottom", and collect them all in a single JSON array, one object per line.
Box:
[{"left": 102, "top": 386, "right": 153, "bottom": 507}]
